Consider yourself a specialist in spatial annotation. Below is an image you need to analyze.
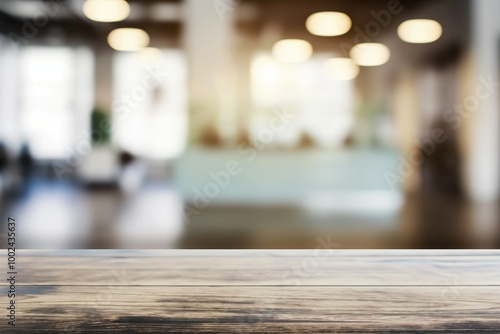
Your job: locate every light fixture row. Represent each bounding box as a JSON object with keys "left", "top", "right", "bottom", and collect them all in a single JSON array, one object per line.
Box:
[
  {"left": 83, "top": 2, "right": 443, "bottom": 80},
  {"left": 306, "top": 11, "right": 443, "bottom": 44},
  {"left": 272, "top": 40, "right": 390, "bottom": 65},
  {"left": 270, "top": 40, "right": 388, "bottom": 80},
  {"left": 272, "top": 12, "right": 443, "bottom": 80},
  {"left": 83, "top": 0, "right": 154, "bottom": 52}
]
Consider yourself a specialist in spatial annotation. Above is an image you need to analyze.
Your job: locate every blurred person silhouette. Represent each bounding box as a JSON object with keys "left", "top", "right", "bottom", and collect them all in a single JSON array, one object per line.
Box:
[
  {"left": 0, "top": 143, "right": 7, "bottom": 193},
  {"left": 0, "top": 143, "right": 7, "bottom": 172},
  {"left": 19, "top": 143, "right": 34, "bottom": 182},
  {"left": 118, "top": 150, "right": 146, "bottom": 194}
]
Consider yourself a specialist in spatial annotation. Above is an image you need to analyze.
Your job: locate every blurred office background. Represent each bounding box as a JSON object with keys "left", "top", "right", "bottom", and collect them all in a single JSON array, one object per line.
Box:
[{"left": 0, "top": 0, "right": 499, "bottom": 248}]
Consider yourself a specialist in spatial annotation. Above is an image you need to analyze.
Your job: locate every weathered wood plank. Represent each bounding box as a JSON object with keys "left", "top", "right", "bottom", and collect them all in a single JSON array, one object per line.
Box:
[
  {"left": 5, "top": 250, "right": 500, "bottom": 286},
  {"left": 1, "top": 251, "right": 498, "bottom": 332},
  {"left": 2, "top": 286, "right": 500, "bottom": 333}
]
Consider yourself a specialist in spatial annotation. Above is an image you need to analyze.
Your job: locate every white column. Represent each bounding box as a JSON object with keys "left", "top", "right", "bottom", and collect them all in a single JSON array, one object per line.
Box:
[
  {"left": 183, "top": 0, "right": 238, "bottom": 143},
  {"left": 467, "top": 0, "right": 500, "bottom": 201}
]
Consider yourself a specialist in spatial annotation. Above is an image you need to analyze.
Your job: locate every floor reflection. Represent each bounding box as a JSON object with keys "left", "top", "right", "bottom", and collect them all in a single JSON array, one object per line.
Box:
[
  {"left": 10, "top": 181, "right": 91, "bottom": 248},
  {"left": 1, "top": 180, "right": 498, "bottom": 249},
  {"left": 116, "top": 184, "right": 183, "bottom": 248}
]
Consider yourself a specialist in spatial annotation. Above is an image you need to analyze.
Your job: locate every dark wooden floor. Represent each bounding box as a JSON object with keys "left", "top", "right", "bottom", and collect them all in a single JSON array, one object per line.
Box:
[{"left": 1, "top": 250, "right": 500, "bottom": 332}]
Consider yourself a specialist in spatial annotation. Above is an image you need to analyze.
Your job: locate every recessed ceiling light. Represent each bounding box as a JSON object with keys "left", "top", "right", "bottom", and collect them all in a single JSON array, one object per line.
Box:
[
  {"left": 83, "top": 0, "right": 130, "bottom": 23},
  {"left": 271, "top": 39, "right": 313, "bottom": 63},
  {"left": 107, "top": 28, "right": 150, "bottom": 52},
  {"left": 324, "top": 58, "right": 359, "bottom": 80},
  {"left": 306, "top": 12, "right": 352, "bottom": 37},
  {"left": 350, "top": 43, "right": 390, "bottom": 67},
  {"left": 397, "top": 19, "right": 442, "bottom": 44}
]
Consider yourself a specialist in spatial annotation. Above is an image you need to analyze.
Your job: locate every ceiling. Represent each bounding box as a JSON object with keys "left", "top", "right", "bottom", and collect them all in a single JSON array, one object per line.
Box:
[{"left": 0, "top": 0, "right": 470, "bottom": 64}]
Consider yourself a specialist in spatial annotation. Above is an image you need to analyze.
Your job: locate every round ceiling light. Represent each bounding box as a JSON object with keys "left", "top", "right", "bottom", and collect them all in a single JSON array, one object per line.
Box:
[
  {"left": 350, "top": 43, "right": 390, "bottom": 67},
  {"left": 271, "top": 39, "right": 313, "bottom": 63},
  {"left": 324, "top": 58, "right": 359, "bottom": 80},
  {"left": 83, "top": 0, "right": 130, "bottom": 23},
  {"left": 397, "top": 19, "right": 442, "bottom": 44},
  {"left": 306, "top": 11, "right": 352, "bottom": 37},
  {"left": 108, "top": 28, "right": 150, "bottom": 52}
]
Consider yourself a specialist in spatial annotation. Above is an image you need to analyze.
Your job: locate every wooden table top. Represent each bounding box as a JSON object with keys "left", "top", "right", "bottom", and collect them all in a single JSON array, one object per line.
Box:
[{"left": 1, "top": 250, "right": 499, "bottom": 333}]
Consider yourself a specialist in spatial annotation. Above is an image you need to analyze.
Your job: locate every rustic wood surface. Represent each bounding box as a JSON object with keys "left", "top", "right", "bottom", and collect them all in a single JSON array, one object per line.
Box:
[{"left": 1, "top": 250, "right": 499, "bottom": 333}]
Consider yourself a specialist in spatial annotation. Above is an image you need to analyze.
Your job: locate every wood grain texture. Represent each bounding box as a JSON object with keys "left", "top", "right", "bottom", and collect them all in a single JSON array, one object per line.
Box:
[
  {"left": 1, "top": 250, "right": 499, "bottom": 333},
  {"left": 5, "top": 250, "right": 500, "bottom": 286}
]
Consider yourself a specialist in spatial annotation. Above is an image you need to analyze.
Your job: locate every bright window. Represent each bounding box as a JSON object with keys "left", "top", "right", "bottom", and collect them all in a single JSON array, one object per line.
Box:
[
  {"left": 18, "top": 47, "right": 92, "bottom": 159},
  {"left": 112, "top": 49, "right": 188, "bottom": 159},
  {"left": 250, "top": 52, "right": 355, "bottom": 148}
]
